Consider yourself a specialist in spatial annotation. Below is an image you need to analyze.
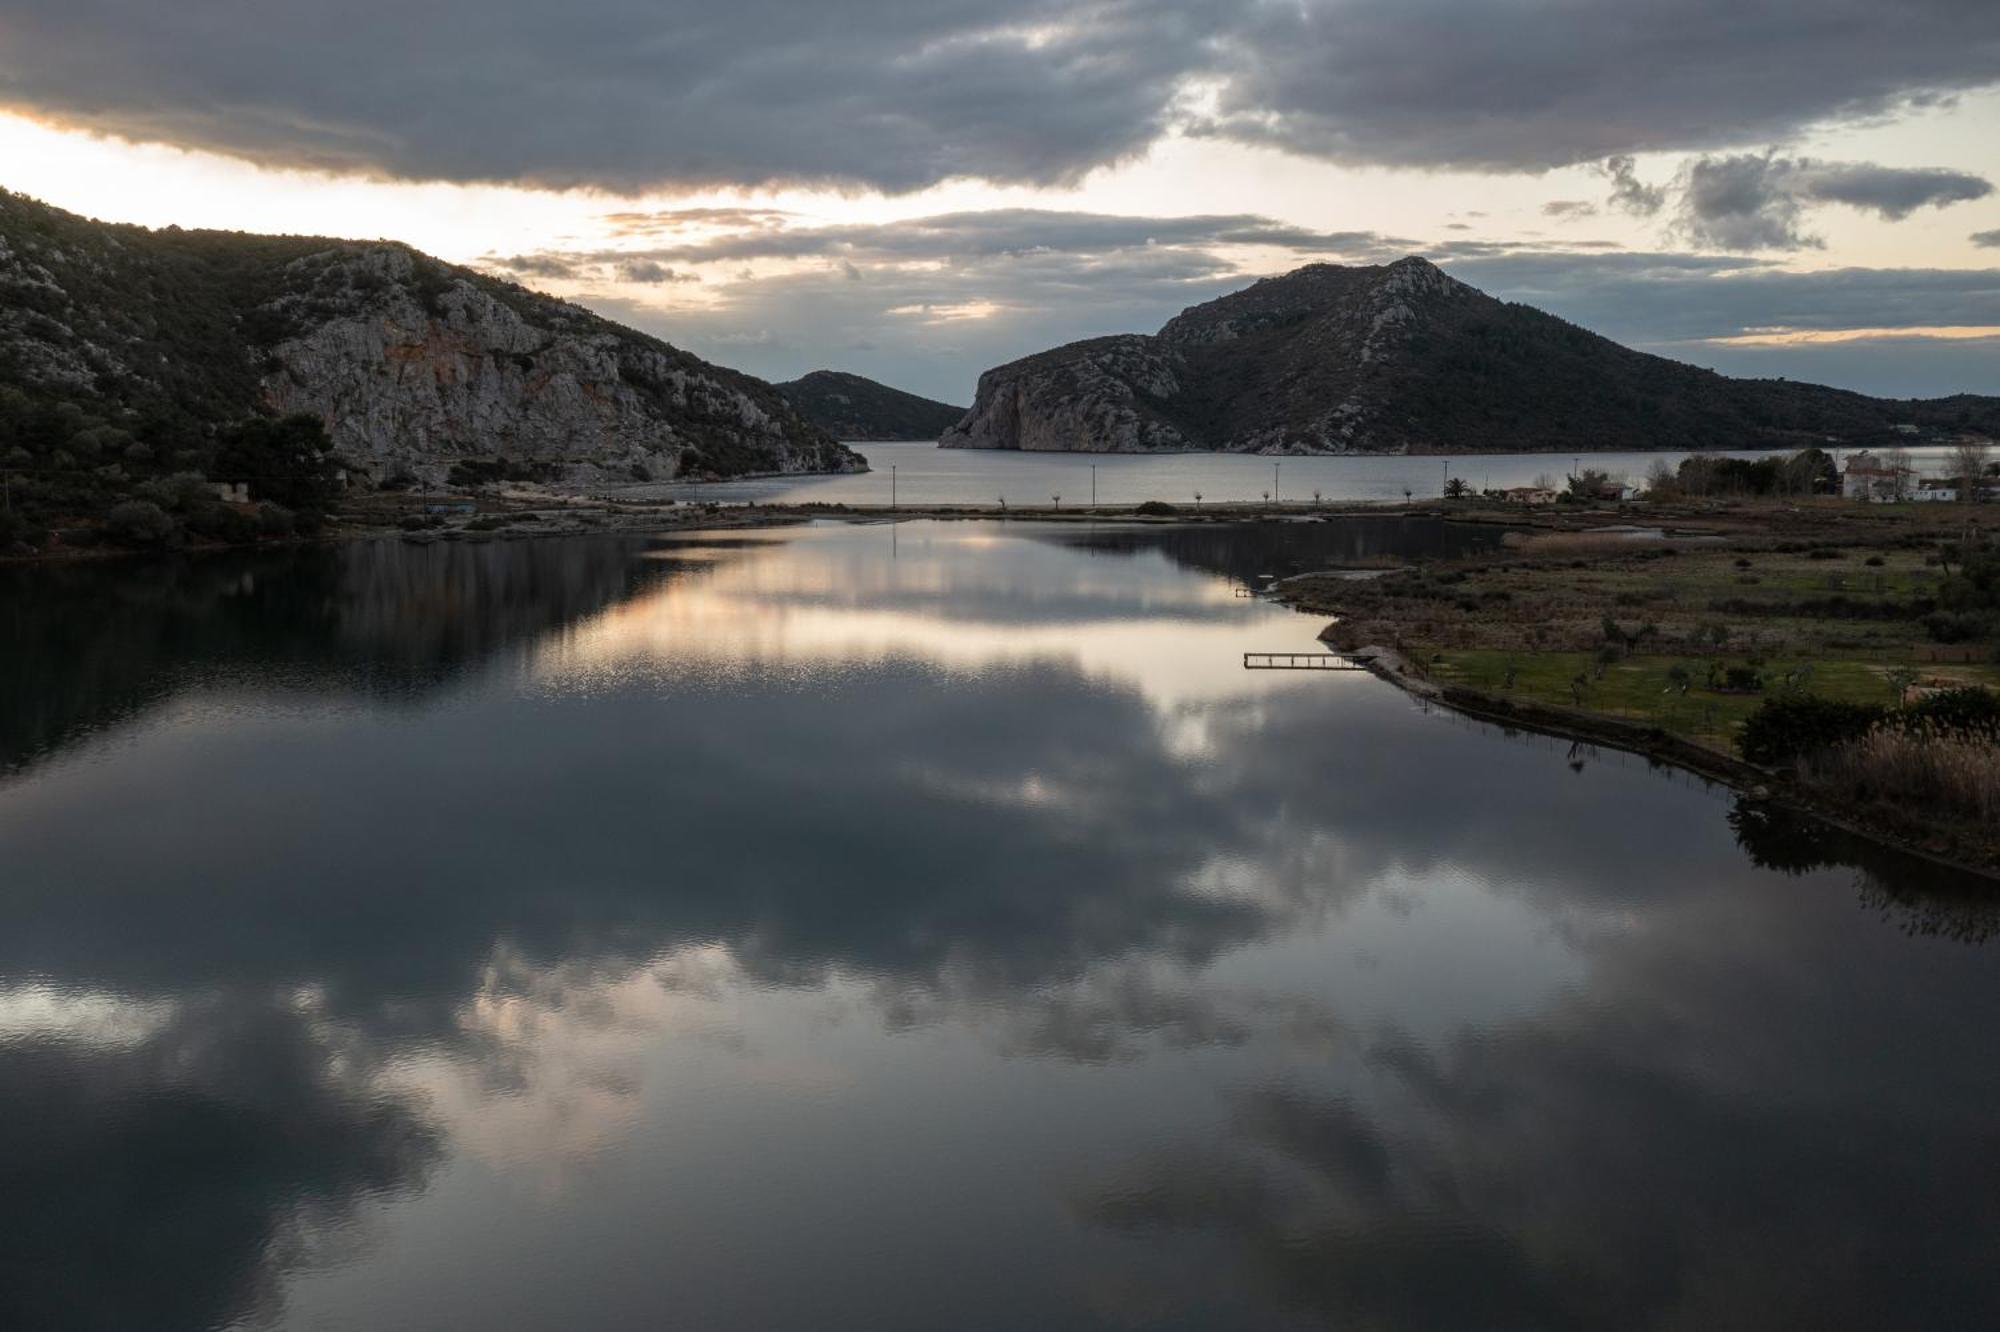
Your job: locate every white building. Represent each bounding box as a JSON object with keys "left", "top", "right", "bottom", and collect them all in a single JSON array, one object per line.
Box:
[{"left": 1841, "top": 451, "right": 1913, "bottom": 502}]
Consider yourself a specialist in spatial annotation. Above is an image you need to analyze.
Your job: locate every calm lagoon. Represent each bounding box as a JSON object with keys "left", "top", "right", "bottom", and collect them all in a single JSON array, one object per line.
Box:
[{"left": 2, "top": 519, "right": 1995, "bottom": 1330}]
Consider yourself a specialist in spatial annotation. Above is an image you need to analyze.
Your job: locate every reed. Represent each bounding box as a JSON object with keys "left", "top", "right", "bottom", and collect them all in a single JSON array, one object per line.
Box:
[{"left": 1801, "top": 721, "right": 2000, "bottom": 825}]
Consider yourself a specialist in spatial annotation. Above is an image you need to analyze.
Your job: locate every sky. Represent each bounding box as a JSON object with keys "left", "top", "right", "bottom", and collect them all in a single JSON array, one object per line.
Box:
[{"left": 2, "top": 0, "right": 1997, "bottom": 404}]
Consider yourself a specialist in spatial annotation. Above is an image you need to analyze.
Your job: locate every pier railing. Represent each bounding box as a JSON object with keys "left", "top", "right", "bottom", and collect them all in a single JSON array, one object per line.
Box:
[{"left": 1242, "top": 652, "right": 1364, "bottom": 671}]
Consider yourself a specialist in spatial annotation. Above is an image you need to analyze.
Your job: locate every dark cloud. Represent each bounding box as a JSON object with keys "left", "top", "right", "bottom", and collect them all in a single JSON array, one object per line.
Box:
[
  {"left": 491, "top": 252, "right": 582, "bottom": 280},
  {"left": 1975, "top": 229, "right": 2000, "bottom": 247},
  {"left": 1197, "top": 0, "right": 2000, "bottom": 172},
  {"left": 612, "top": 258, "right": 696, "bottom": 285},
  {"left": 0, "top": 0, "right": 1227, "bottom": 191},
  {"left": 1541, "top": 200, "right": 1598, "bottom": 218},
  {"left": 1601, "top": 154, "right": 1667, "bottom": 215},
  {"left": 1, "top": 1, "right": 1997, "bottom": 189},
  {"left": 1678, "top": 153, "right": 1993, "bottom": 250}
]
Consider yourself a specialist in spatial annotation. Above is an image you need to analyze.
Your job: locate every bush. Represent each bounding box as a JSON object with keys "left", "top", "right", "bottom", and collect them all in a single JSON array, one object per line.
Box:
[
  {"left": 1721, "top": 664, "right": 1764, "bottom": 692},
  {"left": 186, "top": 502, "right": 259, "bottom": 543},
  {"left": 1134, "top": 500, "right": 1180, "bottom": 516},
  {"left": 1739, "top": 695, "right": 1888, "bottom": 766},
  {"left": 137, "top": 472, "right": 217, "bottom": 513},
  {"left": 103, "top": 499, "right": 176, "bottom": 547},
  {"left": 1896, "top": 686, "right": 2000, "bottom": 737},
  {"left": 1923, "top": 610, "right": 1996, "bottom": 644}
]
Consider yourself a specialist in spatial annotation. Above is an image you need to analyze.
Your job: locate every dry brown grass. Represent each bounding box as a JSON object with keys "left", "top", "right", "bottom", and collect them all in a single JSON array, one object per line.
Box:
[
  {"left": 1801, "top": 723, "right": 2000, "bottom": 825},
  {"left": 1500, "top": 531, "right": 1671, "bottom": 558}
]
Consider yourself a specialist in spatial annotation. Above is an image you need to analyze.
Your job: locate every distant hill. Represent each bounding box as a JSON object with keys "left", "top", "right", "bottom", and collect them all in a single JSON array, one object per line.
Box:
[
  {"left": 943, "top": 258, "right": 2000, "bottom": 454},
  {"left": 0, "top": 188, "right": 862, "bottom": 502},
  {"left": 778, "top": 370, "right": 966, "bottom": 440}
]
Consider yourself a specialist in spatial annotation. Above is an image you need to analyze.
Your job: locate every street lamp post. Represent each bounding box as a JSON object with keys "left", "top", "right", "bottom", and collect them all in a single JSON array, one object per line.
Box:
[
  {"left": 891, "top": 464, "right": 897, "bottom": 512},
  {"left": 1273, "top": 461, "right": 1281, "bottom": 506},
  {"left": 1091, "top": 464, "right": 1097, "bottom": 509}
]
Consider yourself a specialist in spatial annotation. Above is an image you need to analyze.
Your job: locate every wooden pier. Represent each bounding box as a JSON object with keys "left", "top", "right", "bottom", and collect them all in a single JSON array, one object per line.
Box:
[{"left": 1242, "top": 652, "right": 1365, "bottom": 671}]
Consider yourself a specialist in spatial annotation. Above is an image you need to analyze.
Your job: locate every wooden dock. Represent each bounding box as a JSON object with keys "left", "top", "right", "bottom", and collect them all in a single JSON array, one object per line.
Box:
[{"left": 1242, "top": 652, "right": 1364, "bottom": 671}]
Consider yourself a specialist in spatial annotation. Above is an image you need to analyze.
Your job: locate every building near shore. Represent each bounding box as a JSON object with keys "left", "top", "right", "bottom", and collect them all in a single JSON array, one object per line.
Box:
[{"left": 1842, "top": 451, "right": 1914, "bottom": 502}]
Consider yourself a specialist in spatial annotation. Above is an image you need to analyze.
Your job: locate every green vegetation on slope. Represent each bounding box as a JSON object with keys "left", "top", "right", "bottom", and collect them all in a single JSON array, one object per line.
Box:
[{"left": 778, "top": 370, "right": 966, "bottom": 440}]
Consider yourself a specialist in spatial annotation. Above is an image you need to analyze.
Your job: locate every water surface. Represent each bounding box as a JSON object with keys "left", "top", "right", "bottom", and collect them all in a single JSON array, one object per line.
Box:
[
  {"left": 2, "top": 520, "right": 1995, "bottom": 1330},
  {"left": 638, "top": 440, "right": 1973, "bottom": 507}
]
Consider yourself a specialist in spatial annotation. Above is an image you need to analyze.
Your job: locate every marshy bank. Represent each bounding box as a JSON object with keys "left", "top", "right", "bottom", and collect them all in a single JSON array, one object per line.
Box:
[{"left": 1282, "top": 504, "right": 2000, "bottom": 872}]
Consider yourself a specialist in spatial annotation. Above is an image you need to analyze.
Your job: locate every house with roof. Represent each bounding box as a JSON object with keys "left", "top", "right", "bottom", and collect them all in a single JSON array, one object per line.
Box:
[{"left": 1841, "top": 451, "right": 1913, "bottom": 502}]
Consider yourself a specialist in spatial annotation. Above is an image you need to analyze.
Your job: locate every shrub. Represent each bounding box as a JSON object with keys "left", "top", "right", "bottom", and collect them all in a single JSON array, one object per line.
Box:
[
  {"left": 187, "top": 503, "right": 259, "bottom": 543},
  {"left": 1134, "top": 500, "right": 1180, "bottom": 516},
  {"left": 1739, "top": 695, "right": 1887, "bottom": 766},
  {"left": 1922, "top": 611, "right": 1996, "bottom": 644},
  {"left": 103, "top": 499, "right": 176, "bottom": 547},
  {"left": 137, "top": 472, "right": 217, "bottom": 513},
  {"left": 1721, "top": 664, "right": 1763, "bottom": 692},
  {"left": 1896, "top": 686, "right": 2000, "bottom": 736}
]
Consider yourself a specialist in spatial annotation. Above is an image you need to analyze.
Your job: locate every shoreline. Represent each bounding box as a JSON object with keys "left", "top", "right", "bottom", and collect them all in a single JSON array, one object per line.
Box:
[
  {"left": 1266, "top": 507, "right": 2000, "bottom": 881},
  {"left": 1327, "top": 641, "right": 2000, "bottom": 882}
]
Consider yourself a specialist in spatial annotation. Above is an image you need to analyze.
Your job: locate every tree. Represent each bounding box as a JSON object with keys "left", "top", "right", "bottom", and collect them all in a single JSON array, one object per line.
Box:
[
  {"left": 1952, "top": 438, "right": 1992, "bottom": 502},
  {"left": 1645, "top": 458, "right": 1678, "bottom": 499},
  {"left": 1443, "top": 477, "right": 1470, "bottom": 500},
  {"left": 1568, "top": 467, "right": 1611, "bottom": 500},
  {"left": 1884, "top": 448, "right": 1913, "bottom": 501},
  {"left": 210, "top": 414, "right": 340, "bottom": 513},
  {"left": 1795, "top": 447, "right": 1839, "bottom": 495}
]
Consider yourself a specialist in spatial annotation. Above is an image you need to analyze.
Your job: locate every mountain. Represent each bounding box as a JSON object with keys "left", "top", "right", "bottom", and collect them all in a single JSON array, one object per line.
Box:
[
  {"left": 0, "top": 189, "right": 862, "bottom": 492},
  {"left": 942, "top": 258, "right": 2000, "bottom": 454},
  {"left": 777, "top": 370, "right": 966, "bottom": 440}
]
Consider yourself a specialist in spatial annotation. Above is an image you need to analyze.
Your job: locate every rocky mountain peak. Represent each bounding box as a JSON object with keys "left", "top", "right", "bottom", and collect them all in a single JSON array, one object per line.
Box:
[{"left": 941, "top": 258, "right": 1997, "bottom": 456}]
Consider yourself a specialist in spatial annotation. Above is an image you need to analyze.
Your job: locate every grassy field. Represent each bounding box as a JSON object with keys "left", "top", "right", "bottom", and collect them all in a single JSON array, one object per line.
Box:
[{"left": 1292, "top": 524, "right": 2000, "bottom": 754}]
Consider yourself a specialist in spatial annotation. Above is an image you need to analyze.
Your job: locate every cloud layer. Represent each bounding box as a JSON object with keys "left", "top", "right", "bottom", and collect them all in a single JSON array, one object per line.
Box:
[
  {"left": 472, "top": 207, "right": 2000, "bottom": 399},
  {"left": 1678, "top": 154, "right": 1993, "bottom": 250},
  {"left": 1, "top": 0, "right": 1996, "bottom": 189}
]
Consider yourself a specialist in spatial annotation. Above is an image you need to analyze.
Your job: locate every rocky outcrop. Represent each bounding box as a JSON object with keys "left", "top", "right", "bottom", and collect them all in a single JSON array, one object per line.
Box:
[
  {"left": 943, "top": 257, "right": 2000, "bottom": 455},
  {"left": 0, "top": 188, "right": 862, "bottom": 485},
  {"left": 776, "top": 369, "right": 965, "bottom": 441},
  {"left": 940, "top": 335, "right": 1197, "bottom": 453},
  {"left": 257, "top": 247, "right": 859, "bottom": 484}
]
